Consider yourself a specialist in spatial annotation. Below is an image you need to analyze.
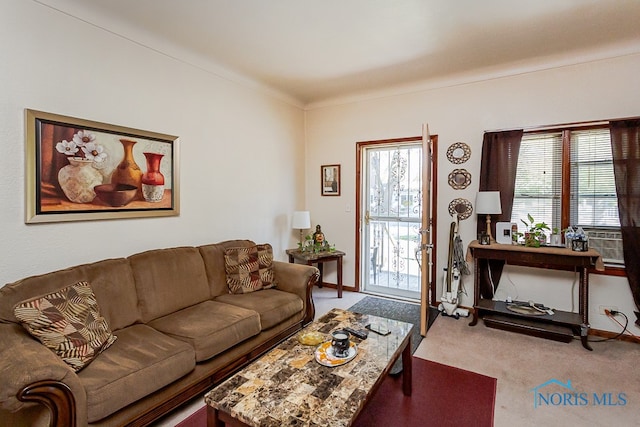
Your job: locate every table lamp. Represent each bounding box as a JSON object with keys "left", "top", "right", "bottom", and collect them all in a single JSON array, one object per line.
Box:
[
  {"left": 292, "top": 211, "right": 311, "bottom": 245},
  {"left": 475, "top": 191, "right": 502, "bottom": 243}
]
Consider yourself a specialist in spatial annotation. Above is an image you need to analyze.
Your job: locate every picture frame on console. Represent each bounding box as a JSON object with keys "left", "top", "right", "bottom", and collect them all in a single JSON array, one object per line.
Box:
[
  {"left": 321, "top": 164, "right": 340, "bottom": 196},
  {"left": 25, "top": 109, "right": 180, "bottom": 223}
]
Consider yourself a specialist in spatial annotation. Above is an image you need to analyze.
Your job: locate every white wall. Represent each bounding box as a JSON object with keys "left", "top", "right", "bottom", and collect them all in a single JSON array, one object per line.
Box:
[
  {"left": 305, "top": 53, "right": 640, "bottom": 334},
  {"left": 3, "top": 1, "right": 637, "bottom": 336},
  {"left": 0, "top": 1, "right": 306, "bottom": 284}
]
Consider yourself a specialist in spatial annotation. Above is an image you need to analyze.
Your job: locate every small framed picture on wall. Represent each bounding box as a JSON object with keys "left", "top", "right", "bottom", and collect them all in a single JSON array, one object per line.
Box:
[{"left": 321, "top": 164, "right": 340, "bottom": 196}]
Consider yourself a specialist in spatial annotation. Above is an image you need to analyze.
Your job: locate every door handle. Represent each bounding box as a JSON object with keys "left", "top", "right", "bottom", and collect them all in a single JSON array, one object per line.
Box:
[{"left": 415, "top": 243, "right": 432, "bottom": 268}]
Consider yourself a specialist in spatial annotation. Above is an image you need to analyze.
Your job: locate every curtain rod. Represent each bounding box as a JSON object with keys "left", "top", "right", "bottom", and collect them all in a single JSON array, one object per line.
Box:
[
  {"left": 486, "top": 115, "right": 640, "bottom": 134},
  {"left": 485, "top": 120, "right": 610, "bottom": 134}
]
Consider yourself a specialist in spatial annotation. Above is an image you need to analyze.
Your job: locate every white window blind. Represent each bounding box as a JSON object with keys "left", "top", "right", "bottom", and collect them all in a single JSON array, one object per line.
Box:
[
  {"left": 569, "top": 129, "right": 620, "bottom": 228},
  {"left": 570, "top": 129, "right": 623, "bottom": 264},
  {"left": 511, "top": 132, "right": 562, "bottom": 233}
]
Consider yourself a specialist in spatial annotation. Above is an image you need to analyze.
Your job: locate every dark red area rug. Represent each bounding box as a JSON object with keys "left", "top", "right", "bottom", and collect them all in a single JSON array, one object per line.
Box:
[{"left": 176, "top": 357, "right": 496, "bottom": 427}]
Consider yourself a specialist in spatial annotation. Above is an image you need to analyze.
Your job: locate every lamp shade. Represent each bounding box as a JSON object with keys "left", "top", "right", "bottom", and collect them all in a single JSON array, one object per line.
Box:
[
  {"left": 475, "top": 191, "right": 502, "bottom": 215},
  {"left": 292, "top": 211, "right": 311, "bottom": 229}
]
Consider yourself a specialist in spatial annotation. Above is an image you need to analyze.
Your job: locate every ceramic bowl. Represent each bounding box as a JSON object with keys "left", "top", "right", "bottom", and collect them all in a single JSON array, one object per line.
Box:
[{"left": 94, "top": 184, "right": 138, "bottom": 207}]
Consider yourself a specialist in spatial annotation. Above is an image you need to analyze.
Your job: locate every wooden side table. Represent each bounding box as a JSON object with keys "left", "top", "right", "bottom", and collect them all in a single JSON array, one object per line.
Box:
[
  {"left": 286, "top": 249, "right": 345, "bottom": 298},
  {"left": 467, "top": 240, "right": 603, "bottom": 350}
]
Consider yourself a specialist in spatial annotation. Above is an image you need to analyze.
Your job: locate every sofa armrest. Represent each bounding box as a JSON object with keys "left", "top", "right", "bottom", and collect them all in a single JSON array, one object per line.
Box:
[
  {"left": 272, "top": 261, "right": 319, "bottom": 324},
  {"left": 0, "top": 323, "right": 86, "bottom": 427}
]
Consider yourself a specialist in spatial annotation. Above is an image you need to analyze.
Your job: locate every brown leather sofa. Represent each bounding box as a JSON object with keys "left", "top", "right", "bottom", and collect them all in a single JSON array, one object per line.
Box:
[{"left": 0, "top": 239, "right": 318, "bottom": 427}]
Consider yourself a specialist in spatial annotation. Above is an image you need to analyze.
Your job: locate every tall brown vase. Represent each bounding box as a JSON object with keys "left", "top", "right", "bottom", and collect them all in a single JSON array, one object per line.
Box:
[{"left": 111, "top": 139, "right": 143, "bottom": 199}]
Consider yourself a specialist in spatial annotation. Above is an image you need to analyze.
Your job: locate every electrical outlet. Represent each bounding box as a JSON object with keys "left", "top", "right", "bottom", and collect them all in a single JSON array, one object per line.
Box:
[{"left": 598, "top": 305, "right": 618, "bottom": 315}]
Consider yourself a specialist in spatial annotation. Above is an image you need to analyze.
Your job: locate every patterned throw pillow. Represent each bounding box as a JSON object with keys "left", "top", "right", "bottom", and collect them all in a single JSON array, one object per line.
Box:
[
  {"left": 224, "top": 244, "right": 277, "bottom": 294},
  {"left": 14, "top": 281, "right": 117, "bottom": 372}
]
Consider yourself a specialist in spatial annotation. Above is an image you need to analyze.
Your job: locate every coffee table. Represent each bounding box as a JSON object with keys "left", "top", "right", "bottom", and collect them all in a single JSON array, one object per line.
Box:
[{"left": 204, "top": 308, "right": 414, "bottom": 426}]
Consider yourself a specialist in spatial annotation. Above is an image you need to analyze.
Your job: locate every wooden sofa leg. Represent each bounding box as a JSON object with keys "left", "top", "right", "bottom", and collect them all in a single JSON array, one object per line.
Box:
[{"left": 303, "top": 271, "right": 320, "bottom": 325}]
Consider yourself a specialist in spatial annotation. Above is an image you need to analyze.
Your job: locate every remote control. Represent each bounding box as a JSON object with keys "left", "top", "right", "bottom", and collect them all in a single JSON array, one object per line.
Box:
[{"left": 344, "top": 327, "right": 368, "bottom": 340}]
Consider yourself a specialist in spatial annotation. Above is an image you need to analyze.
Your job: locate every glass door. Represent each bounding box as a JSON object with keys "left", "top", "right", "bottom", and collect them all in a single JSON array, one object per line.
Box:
[{"left": 361, "top": 142, "right": 423, "bottom": 300}]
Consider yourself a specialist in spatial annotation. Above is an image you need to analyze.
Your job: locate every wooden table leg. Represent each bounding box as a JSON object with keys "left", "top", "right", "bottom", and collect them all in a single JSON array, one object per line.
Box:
[
  {"left": 207, "top": 405, "right": 224, "bottom": 427},
  {"left": 579, "top": 266, "right": 593, "bottom": 351},
  {"left": 402, "top": 335, "right": 412, "bottom": 396},
  {"left": 337, "top": 256, "right": 343, "bottom": 298}
]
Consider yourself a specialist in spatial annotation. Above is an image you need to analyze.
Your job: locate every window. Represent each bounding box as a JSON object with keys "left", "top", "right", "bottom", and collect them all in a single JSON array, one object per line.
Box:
[
  {"left": 569, "top": 130, "right": 619, "bottom": 228},
  {"left": 511, "top": 125, "right": 623, "bottom": 266},
  {"left": 512, "top": 132, "right": 562, "bottom": 232}
]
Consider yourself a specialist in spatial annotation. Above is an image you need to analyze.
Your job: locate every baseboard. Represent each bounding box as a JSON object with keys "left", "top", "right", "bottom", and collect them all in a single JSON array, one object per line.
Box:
[
  {"left": 588, "top": 327, "right": 640, "bottom": 344},
  {"left": 316, "top": 282, "right": 357, "bottom": 292}
]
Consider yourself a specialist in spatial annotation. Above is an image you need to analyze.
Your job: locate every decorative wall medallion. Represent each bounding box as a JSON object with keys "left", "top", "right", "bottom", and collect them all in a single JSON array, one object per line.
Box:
[
  {"left": 447, "top": 168, "right": 471, "bottom": 190},
  {"left": 448, "top": 198, "right": 473, "bottom": 220},
  {"left": 446, "top": 142, "right": 471, "bottom": 164}
]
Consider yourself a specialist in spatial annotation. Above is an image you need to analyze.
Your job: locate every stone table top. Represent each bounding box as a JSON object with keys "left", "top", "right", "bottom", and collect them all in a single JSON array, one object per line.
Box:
[
  {"left": 204, "top": 308, "right": 413, "bottom": 427},
  {"left": 285, "top": 249, "right": 346, "bottom": 261}
]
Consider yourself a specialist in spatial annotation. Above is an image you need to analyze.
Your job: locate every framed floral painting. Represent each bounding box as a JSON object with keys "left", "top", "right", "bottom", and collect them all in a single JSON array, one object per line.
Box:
[{"left": 25, "top": 109, "right": 180, "bottom": 223}]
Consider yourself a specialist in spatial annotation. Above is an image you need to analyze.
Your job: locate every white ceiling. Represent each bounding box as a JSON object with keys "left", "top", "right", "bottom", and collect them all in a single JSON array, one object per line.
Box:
[{"left": 37, "top": 0, "right": 640, "bottom": 106}]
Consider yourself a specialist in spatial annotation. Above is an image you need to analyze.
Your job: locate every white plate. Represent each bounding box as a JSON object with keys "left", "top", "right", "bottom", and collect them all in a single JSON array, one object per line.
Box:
[{"left": 314, "top": 341, "right": 357, "bottom": 367}]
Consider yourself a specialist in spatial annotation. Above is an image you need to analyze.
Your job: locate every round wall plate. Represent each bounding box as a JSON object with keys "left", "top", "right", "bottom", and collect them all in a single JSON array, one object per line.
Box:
[
  {"left": 448, "top": 198, "right": 473, "bottom": 220},
  {"left": 446, "top": 142, "right": 471, "bottom": 164},
  {"left": 448, "top": 168, "right": 471, "bottom": 190}
]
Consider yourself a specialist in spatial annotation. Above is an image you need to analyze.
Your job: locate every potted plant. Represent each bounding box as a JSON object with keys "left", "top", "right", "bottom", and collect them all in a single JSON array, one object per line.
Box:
[
  {"left": 520, "top": 214, "right": 550, "bottom": 247},
  {"left": 298, "top": 234, "right": 334, "bottom": 253},
  {"left": 550, "top": 227, "right": 562, "bottom": 246}
]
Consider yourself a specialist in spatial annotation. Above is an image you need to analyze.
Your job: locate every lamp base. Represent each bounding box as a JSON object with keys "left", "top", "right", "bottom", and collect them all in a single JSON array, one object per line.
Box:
[{"left": 485, "top": 214, "right": 494, "bottom": 243}]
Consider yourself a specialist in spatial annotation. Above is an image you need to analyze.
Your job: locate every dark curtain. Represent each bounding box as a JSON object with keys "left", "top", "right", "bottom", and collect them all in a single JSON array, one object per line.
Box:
[
  {"left": 477, "top": 130, "right": 523, "bottom": 298},
  {"left": 609, "top": 120, "right": 640, "bottom": 327}
]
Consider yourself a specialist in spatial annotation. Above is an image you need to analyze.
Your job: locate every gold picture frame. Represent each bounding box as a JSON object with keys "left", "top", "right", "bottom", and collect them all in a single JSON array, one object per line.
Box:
[
  {"left": 25, "top": 109, "right": 180, "bottom": 223},
  {"left": 321, "top": 164, "right": 340, "bottom": 196}
]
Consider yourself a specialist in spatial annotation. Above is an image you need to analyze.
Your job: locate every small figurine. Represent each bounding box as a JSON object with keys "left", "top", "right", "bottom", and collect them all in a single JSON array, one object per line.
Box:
[
  {"left": 298, "top": 225, "right": 334, "bottom": 253},
  {"left": 313, "top": 225, "right": 325, "bottom": 246}
]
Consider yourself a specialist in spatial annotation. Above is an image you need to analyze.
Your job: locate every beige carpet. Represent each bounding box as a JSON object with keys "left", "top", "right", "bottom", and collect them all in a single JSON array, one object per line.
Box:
[{"left": 414, "top": 317, "right": 639, "bottom": 426}]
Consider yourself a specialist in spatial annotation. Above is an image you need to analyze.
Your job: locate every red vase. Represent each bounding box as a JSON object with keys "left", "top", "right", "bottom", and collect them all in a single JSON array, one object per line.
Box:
[{"left": 141, "top": 152, "right": 165, "bottom": 202}]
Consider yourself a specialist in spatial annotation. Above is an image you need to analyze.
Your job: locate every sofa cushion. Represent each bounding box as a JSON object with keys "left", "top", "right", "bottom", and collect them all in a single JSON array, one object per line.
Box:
[
  {"left": 14, "top": 281, "right": 117, "bottom": 372},
  {"left": 199, "top": 240, "right": 255, "bottom": 298},
  {"left": 215, "top": 289, "right": 303, "bottom": 330},
  {"left": 224, "top": 244, "right": 276, "bottom": 294},
  {"left": 78, "top": 324, "right": 195, "bottom": 423},
  {"left": 0, "top": 258, "right": 141, "bottom": 331},
  {"left": 129, "top": 246, "right": 211, "bottom": 323},
  {"left": 81, "top": 258, "right": 142, "bottom": 331},
  {"left": 148, "top": 300, "right": 261, "bottom": 362}
]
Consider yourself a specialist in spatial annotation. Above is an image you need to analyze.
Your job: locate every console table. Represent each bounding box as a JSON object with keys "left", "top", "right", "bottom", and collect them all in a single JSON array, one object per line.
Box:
[
  {"left": 286, "top": 249, "right": 345, "bottom": 298},
  {"left": 467, "top": 241, "right": 604, "bottom": 350}
]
